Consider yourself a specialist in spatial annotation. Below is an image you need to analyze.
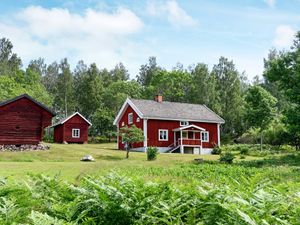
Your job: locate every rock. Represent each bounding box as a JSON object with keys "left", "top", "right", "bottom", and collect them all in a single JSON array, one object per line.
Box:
[
  {"left": 0, "top": 144, "right": 50, "bottom": 152},
  {"left": 80, "top": 155, "right": 95, "bottom": 162},
  {"left": 194, "top": 158, "right": 204, "bottom": 163}
]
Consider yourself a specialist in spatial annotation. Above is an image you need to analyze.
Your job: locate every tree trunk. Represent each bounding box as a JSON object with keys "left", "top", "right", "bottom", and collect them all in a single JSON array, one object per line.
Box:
[
  {"left": 260, "top": 131, "right": 263, "bottom": 151},
  {"left": 125, "top": 142, "right": 129, "bottom": 158}
]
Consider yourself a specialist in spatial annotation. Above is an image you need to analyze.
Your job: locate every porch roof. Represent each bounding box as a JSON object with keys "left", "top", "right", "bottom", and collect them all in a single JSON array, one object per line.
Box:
[{"left": 173, "top": 124, "right": 206, "bottom": 132}]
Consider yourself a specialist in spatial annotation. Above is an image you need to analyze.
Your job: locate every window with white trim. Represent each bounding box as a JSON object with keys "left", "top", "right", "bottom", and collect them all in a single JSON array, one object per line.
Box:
[
  {"left": 182, "top": 131, "right": 188, "bottom": 139},
  {"left": 159, "top": 129, "right": 168, "bottom": 141},
  {"left": 72, "top": 129, "right": 80, "bottom": 138},
  {"left": 128, "top": 113, "right": 133, "bottom": 124},
  {"left": 201, "top": 131, "right": 209, "bottom": 142},
  {"left": 180, "top": 121, "right": 189, "bottom": 126}
]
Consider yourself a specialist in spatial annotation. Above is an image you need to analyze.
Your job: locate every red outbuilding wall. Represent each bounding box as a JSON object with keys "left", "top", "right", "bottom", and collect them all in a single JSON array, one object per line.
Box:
[
  {"left": 54, "top": 114, "right": 89, "bottom": 143},
  {"left": 0, "top": 97, "right": 53, "bottom": 145}
]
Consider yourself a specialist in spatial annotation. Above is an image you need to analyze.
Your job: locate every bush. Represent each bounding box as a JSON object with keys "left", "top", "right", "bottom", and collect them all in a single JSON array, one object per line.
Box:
[
  {"left": 239, "top": 146, "right": 249, "bottom": 155},
  {"left": 211, "top": 145, "right": 222, "bottom": 155},
  {"left": 219, "top": 152, "right": 235, "bottom": 164},
  {"left": 147, "top": 146, "right": 159, "bottom": 161}
]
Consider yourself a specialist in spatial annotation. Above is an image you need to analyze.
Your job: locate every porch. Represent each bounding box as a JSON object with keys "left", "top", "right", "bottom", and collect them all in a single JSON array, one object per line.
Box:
[{"left": 171, "top": 124, "right": 205, "bottom": 154}]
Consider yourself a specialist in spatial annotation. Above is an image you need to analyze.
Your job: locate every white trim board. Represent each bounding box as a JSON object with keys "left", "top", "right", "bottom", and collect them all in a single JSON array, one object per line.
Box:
[{"left": 51, "top": 112, "right": 92, "bottom": 127}]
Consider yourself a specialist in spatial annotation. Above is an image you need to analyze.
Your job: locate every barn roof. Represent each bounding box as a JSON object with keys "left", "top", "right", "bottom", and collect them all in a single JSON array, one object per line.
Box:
[
  {"left": 51, "top": 112, "right": 92, "bottom": 128},
  {"left": 113, "top": 98, "right": 225, "bottom": 125},
  {"left": 0, "top": 94, "right": 56, "bottom": 116}
]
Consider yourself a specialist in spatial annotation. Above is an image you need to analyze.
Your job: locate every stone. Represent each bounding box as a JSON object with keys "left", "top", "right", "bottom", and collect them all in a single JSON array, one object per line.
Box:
[
  {"left": 194, "top": 158, "right": 204, "bottom": 163},
  {"left": 0, "top": 144, "right": 50, "bottom": 152},
  {"left": 80, "top": 155, "right": 95, "bottom": 162}
]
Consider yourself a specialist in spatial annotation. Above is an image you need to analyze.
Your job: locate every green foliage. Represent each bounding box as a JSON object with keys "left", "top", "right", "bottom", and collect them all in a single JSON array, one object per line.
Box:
[
  {"left": 219, "top": 152, "right": 235, "bottom": 164},
  {"left": 146, "top": 146, "right": 159, "bottom": 161},
  {"left": 245, "top": 86, "right": 277, "bottom": 131},
  {"left": 0, "top": 172, "right": 299, "bottom": 224},
  {"left": 119, "top": 125, "right": 144, "bottom": 158},
  {"left": 211, "top": 145, "right": 222, "bottom": 155}
]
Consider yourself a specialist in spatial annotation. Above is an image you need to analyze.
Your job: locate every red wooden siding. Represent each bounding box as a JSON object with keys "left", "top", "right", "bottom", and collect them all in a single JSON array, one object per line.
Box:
[
  {"left": 118, "top": 104, "right": 143, "bottom": 149},
  {"left": 147, "top": 120, "right": 218, "bottom": 148},
  {"left": 0, "top": 97, "right": 53, "bottom": 145},
  {"left": 54, "top": 114, "right": 90, "bottom": 143}
]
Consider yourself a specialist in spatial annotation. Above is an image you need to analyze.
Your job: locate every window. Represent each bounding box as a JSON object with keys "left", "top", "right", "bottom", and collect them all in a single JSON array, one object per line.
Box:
[
  {"left": 182, "top": 131, "right": 188, "bottom": 139},
  {"left": 136, "top": 117, "right": 140, "bottom": 122},
  {"left": 128, "top": 113, "right": 133, "bottom": 124},
  {"left": 159, "top": 129, "right": 168, "bottom": 141},
  {"left": 180, "top": 121, "right": 189, "bottom": 126},
  {"left": 72, "top": 129, "right": 80, "bottom": 138},
  {"left": 201, "top": 131, "right": 209, "bottom": 142}
]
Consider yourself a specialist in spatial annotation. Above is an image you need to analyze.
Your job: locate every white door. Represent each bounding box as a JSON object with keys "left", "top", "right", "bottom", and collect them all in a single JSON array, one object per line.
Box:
[{"left": 194, "top": 147, "right": 200, "bottom": 154}]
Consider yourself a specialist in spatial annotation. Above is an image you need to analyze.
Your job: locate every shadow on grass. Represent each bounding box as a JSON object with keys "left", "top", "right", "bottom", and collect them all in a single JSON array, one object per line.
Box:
[
  {"left": 95, "top": 155, "right": 124, "bottom": 161},
  {"left": 238, "top": 153, "right": 300, "bottom": 168}
]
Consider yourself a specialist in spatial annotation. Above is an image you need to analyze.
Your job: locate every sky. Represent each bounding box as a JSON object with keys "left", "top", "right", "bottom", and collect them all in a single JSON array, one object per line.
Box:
[{"left": 0, "top": 0, "right": 299, "bottom": 80}]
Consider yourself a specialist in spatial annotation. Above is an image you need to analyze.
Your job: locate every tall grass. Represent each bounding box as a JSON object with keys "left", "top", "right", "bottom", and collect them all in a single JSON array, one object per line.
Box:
[{"left": 0, "top": 172, "right": 299, "bottom": 224}]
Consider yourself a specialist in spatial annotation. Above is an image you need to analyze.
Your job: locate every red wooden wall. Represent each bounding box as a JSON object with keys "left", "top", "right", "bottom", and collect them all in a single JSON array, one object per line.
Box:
[
  {"left": 117, "top": 103, "right": 219, "bottom": 150},
  {"left": 54, "top": 114, "right": 89, "bottom": 143},
  {"left": 0, "top": 97, "right": 53, "bottom": 145},
  {"left": 118, "top": 104, "right": 143, "bottom": 149},
  {"left": 147, "top": 120, "right": 218, "bottom": 148}
]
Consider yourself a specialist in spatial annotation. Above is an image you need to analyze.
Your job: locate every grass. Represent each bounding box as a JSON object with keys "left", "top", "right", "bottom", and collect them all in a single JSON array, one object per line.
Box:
[
  {"left": 0, "top": 143, "right": 222, "bottom": 181},
  {"left": 1, "top": 143, "right": 300, "bottom": 224}
]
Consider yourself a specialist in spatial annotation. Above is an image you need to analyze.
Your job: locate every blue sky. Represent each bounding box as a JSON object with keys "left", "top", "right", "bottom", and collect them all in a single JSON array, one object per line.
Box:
[{"left": 0, "top": 0, "right": 299, "bottom": 80}]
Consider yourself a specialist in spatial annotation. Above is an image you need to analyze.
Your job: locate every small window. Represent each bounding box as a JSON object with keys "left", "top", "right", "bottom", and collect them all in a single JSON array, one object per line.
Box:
[
  {"left": 72, "top": 129, "right": 80, "bottom": 138},
  {"left": 159, "top": 129, "right": 168, "bottom": 141},
  {"left": 136, "top": 117, "right": 140, "bottom": 122},
  {"left": 128, "top": 113, "right": 133, "bottom": 124},
  {"left": 180, "top": 121, "right": 189, "bottom": 126},
  {"left": 201, "top": 131, "right": 209, "bottom": 142},
  {"left": 121, "top": 122, "right": 125, "bottom": 127}
]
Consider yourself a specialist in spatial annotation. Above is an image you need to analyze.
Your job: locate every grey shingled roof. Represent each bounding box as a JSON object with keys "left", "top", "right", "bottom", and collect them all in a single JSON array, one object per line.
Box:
[{"left": 130, "top": 99, "right": 225, "bottom": 123}]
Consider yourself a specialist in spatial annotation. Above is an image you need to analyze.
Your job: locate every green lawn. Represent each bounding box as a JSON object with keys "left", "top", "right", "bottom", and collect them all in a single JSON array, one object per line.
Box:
[{"left": 0, "top": 143, "right": 222, "bottom": 181}]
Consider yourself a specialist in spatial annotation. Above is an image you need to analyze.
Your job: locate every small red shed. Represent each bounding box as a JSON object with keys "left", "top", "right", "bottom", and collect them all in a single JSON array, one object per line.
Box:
[
  {"left": 51, "top": 112, "right": 92, "bottom": 144},
  {"left": 0, "top": 94, "right": 55, "bottom": 145}
]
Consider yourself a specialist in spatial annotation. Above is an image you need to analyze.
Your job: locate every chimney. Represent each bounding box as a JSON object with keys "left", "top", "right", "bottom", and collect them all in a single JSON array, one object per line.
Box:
[{"left": 155, "top": 95, "right": 163, "bottom": 103}]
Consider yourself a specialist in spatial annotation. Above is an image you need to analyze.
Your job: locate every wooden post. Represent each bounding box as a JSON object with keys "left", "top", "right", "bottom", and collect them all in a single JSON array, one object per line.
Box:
[
  {"left": 180, "top": 130, "right": 183, "bottom": 154},
  {"left": 174, "top": 131, "right": 176, "bottom": 146}
]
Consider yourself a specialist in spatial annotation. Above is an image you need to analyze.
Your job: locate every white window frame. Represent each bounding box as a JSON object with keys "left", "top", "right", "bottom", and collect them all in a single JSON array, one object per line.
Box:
[
  {"left": 128, "top": 113, "right": 133, "bottom": 124},
  {"left": 72, "top": 128, "right": 80, "bottom": 138},
  {"left": 201, "top": 131, "right": 209, "bottom": 142},
  {"left": 159, "top": 129, "right": 168, "bottom": 141},
  {"left": 180, "top": 121, "right": 189, "bottom": 126}
]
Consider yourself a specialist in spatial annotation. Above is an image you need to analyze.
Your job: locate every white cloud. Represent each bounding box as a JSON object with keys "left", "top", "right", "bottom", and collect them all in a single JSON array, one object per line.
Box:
[
  {"left": 0, "top": 5, "right": 147, "bottom": 74},
  {"left": 147, "top": 0, "right": 197, "bottom": 27},
  {"left": 264, "top": 0, "right": 275, "bottom": 7},
  {"left": 273, "top": 25, "right": 295, "bottom": 48}
]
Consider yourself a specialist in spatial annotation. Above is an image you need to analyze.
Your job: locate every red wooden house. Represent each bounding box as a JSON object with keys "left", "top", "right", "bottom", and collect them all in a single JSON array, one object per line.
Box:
[
  {"left": 0, "top": 94, "right": 55, "bottom": 145},
  {"left": 51, "top": 112, "right": 92, "bottom": 144},
  {"left": 113, "top": 95, "right": 225, "bottom": 154}
]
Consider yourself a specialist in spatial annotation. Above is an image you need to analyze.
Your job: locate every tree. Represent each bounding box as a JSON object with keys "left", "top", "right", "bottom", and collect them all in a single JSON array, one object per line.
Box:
[
  {"left": 119, "top": 125, "right": 144, "bottom": 158},
  {"left": 0, "top": 38, "right": 22, "bottom": 77},
  {"left": 56, "top": 58, "right": 74, "bottom": 117},
  {"left": 264, "top": 31, "right": 300, "bottom": 148},
  {"left": 110, "top": 63, "right": 129, "bottom": 81},
  {"left": 212, "top": 56, "right": 245, "bottom": 138},
  {"left": 147, "top": 69, "right": 192, "bottom": 102},
  {"left": 137, "top": 56, "right": 161, "bottom": 86},
  {"left": 245, "top": 86, "right": 277, "bottom": 150},
  {"left": 188, "top": 63, "right": 220, "bottom": 112},
  {"left": 74, "top": 63, "right": 103, "bottom": 118}
]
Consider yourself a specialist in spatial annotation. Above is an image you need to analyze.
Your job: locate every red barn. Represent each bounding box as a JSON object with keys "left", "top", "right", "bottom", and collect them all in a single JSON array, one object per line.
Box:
[
  {"left": 113, "top": 95, "right": 225, "bottom": 154},
  {"left": 51, "top": 112, "right": 92, "bottom": 144},
  {"left": 0, "top": 94, "right": 55, "bottom": 145}
]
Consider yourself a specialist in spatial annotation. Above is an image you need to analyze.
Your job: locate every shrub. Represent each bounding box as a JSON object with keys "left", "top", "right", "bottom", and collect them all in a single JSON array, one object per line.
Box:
[
  {"left": 211, "top": 145, "right": 222, "bottom": 155},
  {"left": 219, "top": 152, "right": 235, "bottom": 164},
  {"left": 239, "top": 146, "right": 249, "bottom": 155},
  {"left": 147, "top": 147, "right": 159, "bottom": 161}
]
